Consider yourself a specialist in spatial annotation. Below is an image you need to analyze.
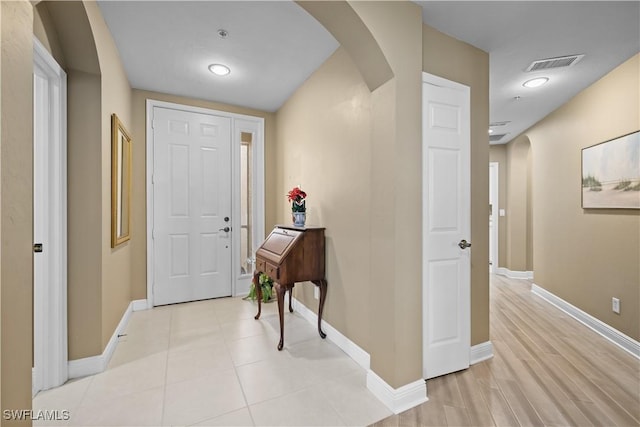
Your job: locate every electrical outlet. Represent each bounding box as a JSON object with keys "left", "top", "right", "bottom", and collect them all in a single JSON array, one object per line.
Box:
[
  {"left": 612, "top": 297, "right": 620, "bottom": 314},
  {"left": 314, "top": 287, "right": 319, "bottom": 300}
]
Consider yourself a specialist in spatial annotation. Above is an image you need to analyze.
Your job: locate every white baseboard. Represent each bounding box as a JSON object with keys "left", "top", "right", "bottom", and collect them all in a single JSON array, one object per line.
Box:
[
  {"left": 291, "top": 297, "right": 370, "bottom": 370},
  {"left": 496, "top": 267, "right": 533, "bottom": 280},
  {"left": 532, "top": 284, "right": 640, "bottom": 359},
  {"left": 132, "top": 298, "right": 148, "bottom": 312},
  {"left": 366, "top": 371, "right": 428, "bottom": 415},
  {"left": 68, "top": 299, "right": 146, "bottom": 379},
  {"left": 470, "top": 341, "right": 493, "bottom": 364},
  {"left": 291, "top": 297, "right": 427, "bottom": 414}
]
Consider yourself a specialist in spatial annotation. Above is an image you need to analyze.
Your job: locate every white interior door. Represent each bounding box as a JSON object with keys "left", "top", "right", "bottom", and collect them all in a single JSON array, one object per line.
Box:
[
  {"left": 152, "top": 107, "right": 232, "bottom": 305},
  {"left": 33, "top": 37, "right": 68, "bottom": 395},
  {"left": 422, "top": 73, "right": 471, "bottom": 379}
]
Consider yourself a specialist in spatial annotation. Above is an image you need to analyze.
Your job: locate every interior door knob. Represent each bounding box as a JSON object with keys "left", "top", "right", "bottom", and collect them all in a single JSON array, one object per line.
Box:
[
  {"left": 219, "top": 226, "right": 230, "bottom": 232},
  {"left": 458, "top": 239, "right": 471, "bottom": 249}
]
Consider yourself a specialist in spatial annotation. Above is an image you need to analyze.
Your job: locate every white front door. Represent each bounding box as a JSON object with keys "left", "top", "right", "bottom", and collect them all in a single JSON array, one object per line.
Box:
[
  {"left": 152, "top": 107, "right": 232, "bottom": 305},
  {"left": 422, "top": 73, "right": 471, "bottom": 379}
]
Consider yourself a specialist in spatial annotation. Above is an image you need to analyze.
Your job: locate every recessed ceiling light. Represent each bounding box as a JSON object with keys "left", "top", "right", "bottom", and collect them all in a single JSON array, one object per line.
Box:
[
  {"left": 208, "top": 63, "right": 230, "bottom": 76},
  {"left": 523, "top": 77, "right": 549, "bottom": 88}
]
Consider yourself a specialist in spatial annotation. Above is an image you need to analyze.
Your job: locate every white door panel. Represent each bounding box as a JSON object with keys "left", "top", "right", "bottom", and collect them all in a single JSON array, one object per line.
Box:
[
  {"left": 423, "top": 74, "right": 471, "bottom": 379},
  {"left": 153, "top": 107, "right": 232, "bottom": 305}
]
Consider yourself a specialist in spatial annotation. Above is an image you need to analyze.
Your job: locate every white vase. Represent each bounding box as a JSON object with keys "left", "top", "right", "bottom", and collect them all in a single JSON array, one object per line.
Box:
[{"left": 292, "top": 211, "right": 306, "bottom": 227}]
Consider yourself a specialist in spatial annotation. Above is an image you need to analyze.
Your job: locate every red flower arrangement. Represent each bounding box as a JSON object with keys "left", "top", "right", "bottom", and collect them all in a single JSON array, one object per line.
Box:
[{"left": 287, "top": 186, "right": 307, "bottom": 212}]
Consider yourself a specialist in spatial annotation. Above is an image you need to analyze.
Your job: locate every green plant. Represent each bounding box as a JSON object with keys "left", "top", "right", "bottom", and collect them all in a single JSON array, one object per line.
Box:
[{"left": 245, "top": 273, "right": 274, "bottom": 303}]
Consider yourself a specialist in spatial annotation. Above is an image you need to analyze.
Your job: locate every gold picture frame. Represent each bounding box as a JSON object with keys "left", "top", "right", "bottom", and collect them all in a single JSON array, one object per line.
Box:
[{"left": 111, "top": 114, "right": 132, "bottom": 247}]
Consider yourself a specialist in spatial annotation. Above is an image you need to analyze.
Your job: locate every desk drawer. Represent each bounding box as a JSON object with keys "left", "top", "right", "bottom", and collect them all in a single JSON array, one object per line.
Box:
[
  {"left": 256, "top": 258, "right": 266, "bottom": 273},
  {"left": 266, "top": 263, "right": 279, "bottom": 280}
]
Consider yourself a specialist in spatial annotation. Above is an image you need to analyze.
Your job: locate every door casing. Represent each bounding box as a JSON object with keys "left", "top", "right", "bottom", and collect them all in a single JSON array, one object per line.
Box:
[{"left": 145, "top": 100, "right": 265, "bottom": 307}]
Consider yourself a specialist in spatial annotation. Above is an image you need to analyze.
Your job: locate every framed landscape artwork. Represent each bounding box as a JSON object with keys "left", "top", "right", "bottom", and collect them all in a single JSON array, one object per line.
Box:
[{"left": 582, "top": 130, "right": 640, "bottom": 209}]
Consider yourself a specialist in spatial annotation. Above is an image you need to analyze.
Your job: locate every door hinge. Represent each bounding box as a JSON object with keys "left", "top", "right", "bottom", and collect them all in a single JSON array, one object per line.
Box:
[{"left": 152, "top": 228, "right": 155, "bottom": 239}]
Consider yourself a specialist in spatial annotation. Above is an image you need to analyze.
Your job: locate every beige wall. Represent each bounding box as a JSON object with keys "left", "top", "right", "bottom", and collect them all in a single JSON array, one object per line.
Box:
[
  {"left": 281, "top": 3, "right": 490, "bottom": 388},
  {"left": 354, "top": 1, "right": 424, "bottom": 387},
  {"left": 275, "top": 46, "right": 373, "bottom": 352},
  {"left": 505, "top": 136, "right": 532, "bottom": 272},
  {"left": 84, "top": 0, "right": 133, "bottom": 351},
  {"left": 67, "top": 69, "right": 103, "bottom": 358},
  {"left": 423, "top": 24, "right": 490, "bottom": 346},
  {"left": 289, "top": 1, "right": 425, "bottom": 388},
  {"left": 489, "top": 145, "right": 507, "bottom": 268},
  {"left": 129, "top": 90, "right": 277, "bottom": 300},
  {"left": 525, "top": 54, "right": 639, "bottom": 340},
  {"left": 1, "top": 0, "right": 33, "bottom": 421}
]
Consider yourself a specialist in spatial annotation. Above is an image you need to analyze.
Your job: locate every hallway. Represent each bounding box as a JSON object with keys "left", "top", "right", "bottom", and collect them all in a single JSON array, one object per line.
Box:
[{"left": 374, "top": 275, "right": 640, "bottom": 426}]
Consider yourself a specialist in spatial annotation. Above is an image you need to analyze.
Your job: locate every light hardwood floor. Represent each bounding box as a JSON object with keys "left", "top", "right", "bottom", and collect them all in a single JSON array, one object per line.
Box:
[{"left": 372, "top": 274, "right": 640, "bottom": 427}]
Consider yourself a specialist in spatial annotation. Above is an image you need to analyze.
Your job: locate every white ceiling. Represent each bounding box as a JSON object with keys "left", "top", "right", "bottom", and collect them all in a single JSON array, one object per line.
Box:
[
  {"left": 98, "top": 1, "right": 640, "bottom": 144},
  {"left": 97, "top": 1, "right": 339, "bottom": 112}
]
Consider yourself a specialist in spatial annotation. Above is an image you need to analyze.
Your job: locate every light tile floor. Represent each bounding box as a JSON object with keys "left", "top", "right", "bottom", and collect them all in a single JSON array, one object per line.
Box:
[{"left": 33, "top": 296, "right": 392, "bottom": 426}]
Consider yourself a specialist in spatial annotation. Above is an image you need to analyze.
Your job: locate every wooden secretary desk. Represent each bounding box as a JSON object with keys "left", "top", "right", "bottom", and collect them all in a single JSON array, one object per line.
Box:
[{"left": 253, "top": 225, "right": 327, "bottom": 350}]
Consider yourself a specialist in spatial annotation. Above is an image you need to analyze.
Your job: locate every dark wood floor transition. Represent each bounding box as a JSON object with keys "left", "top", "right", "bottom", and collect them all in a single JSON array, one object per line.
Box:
[{"left": 372, "top": 274, "right": 640, "bottom": 427}]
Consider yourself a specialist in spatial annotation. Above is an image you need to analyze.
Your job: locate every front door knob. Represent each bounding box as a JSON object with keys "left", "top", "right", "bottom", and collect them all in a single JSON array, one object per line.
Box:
[
  {"left": 458, "top": 239, "right": 472, "bottom": 249},
  {"left": 219, "top": 227, "right": 230, "bottom": 233}
]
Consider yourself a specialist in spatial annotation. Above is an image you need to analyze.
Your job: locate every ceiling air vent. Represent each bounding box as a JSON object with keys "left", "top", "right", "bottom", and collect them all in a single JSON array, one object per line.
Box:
[
  {"left": 525, "top": 54, "right": 585, "bottom": 72},
  {"left": 489, "top": 133, "right": 508, "bottom": 142},
  {"left": 490, "top": 121, "right": 511, "bottom": 127}
]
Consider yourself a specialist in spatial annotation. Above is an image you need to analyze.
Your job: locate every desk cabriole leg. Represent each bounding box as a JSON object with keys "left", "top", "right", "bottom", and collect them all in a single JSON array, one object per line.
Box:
[
  {"left": 288, "top": 286, "right": 294, "bottom": 313},
  {"left": 275, "top": 282, "right": 287, "bottom": 350},
  {"left": 313, "top": 279, "right": 327, "bottom": 339},
  {"left": 253, "top": 271, "right": 262, "bottom": 320}
]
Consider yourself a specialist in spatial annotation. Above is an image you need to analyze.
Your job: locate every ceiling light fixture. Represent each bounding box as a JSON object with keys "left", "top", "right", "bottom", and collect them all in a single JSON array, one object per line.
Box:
[
  {"left": 217, "top": 29, "right": 229, "bottom": 39},
  {"left": 523, "top": 77, "right": 549, "bottom": 88},
  {"left": 208, "top": 63, "right": 230, "bottom": 76}
]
